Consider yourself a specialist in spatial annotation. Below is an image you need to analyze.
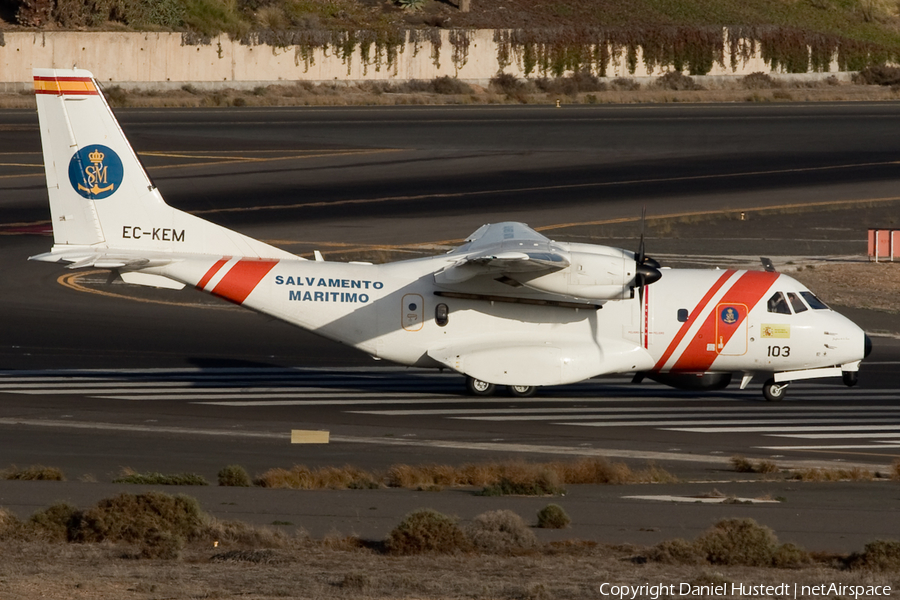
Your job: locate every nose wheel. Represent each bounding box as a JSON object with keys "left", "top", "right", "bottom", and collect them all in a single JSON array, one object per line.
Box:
[{"left": 762, "top": 378, "right": 788, "bottom": 402}]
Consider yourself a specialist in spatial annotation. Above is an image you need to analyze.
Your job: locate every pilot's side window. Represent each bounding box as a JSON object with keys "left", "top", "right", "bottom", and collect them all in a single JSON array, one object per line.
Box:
[
  {"left": 676, "top": 308, "right": 689, "bottom": 322},
  {"left": 767, "top": 292, "right": 791, "bottom": 314},
  {"left": 435, "top": 303, "right": 449, "bottom": 327},
  {"left": 787, "top": 292, "right": 808, "bottom": 313}
]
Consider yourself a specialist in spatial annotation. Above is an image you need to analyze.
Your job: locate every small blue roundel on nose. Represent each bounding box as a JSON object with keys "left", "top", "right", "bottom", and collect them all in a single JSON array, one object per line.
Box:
[{"left": 68, "top": 144, "right": 123, "bottom": 200}]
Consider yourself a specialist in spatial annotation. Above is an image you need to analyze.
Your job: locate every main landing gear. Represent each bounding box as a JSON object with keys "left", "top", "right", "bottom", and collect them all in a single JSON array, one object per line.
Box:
[
  {"left": 465, "top": 376, "right": 536, "bottom": 397},
  {"left": 762, "top": 378, "right": 788, "bottom": 402}
]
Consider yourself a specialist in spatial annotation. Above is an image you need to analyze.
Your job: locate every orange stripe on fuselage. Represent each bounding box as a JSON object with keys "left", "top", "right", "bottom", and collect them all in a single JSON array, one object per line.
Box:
[
  {"left": 211, "top": 259, "right": 278, "bottom": 305},
  {"left": 33, "top": 76, "right": 98, "bottom": 96},
  {"left": 670, "top": 270, "right": 779, "bottom": 372},
  {"left": 653, "top": 269, "right": 735, "bottom": 371},
  {"left": 196, "top": 258, "right": 231, "bottom": 291}
]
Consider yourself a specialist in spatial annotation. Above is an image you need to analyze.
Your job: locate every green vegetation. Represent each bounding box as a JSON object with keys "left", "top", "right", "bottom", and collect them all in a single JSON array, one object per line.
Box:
[
  {"left": 536, "top": 504, "right": 571, "bottom": 529},
  {"left": 9, "top": 0, "right": 900, "bottom": 76},
  {"left": 217, "top": 464, "right": 252, "bottom": 487},
  {"left": 112, "top": 469, "right": 209, "bottom": 485}
]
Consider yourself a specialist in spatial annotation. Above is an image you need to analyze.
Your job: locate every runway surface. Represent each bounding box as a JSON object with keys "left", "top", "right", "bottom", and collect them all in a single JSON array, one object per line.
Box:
[{"left": 1, "top": 104, "right": 899, "bottom": 550}]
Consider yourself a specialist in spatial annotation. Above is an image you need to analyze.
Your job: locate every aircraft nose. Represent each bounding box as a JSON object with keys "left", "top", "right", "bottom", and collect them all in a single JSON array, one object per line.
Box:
[{"left": 864, "top": 334, "right": 872, "bottom": 358}]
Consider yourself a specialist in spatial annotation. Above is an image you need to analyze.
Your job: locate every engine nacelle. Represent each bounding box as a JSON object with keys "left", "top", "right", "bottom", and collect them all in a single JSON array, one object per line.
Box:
[{"left": 514, "top": 250, "right": 638, "bottom": 300}]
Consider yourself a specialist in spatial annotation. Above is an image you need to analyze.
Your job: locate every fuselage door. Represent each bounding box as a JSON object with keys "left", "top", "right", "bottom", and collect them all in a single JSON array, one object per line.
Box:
[{"left": 715, "top": 302, "right": 748, "bottom": 356}]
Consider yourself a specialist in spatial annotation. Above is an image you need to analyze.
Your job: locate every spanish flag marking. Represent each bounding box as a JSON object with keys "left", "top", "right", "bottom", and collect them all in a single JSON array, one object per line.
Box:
[{"left": 33, "top": 76, "right": 99, "bottom": 96}]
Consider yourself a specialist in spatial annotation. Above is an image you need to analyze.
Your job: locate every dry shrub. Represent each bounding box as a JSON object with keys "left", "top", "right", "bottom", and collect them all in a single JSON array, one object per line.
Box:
[
  {"left": 848, "top": 540, "right": 900, "bottom": 571},
  {"left": 2, "top": 464, "right": 65, "bottom": 481},
  {"left": 854, "top": 64, "right": 900, "bottom": 86},
  {"left": 320, "top": 532, "right": 366, "bottom": 552},
  {"left": 139, "top": 528, "right": 185, "bottom": 560},
  {"left": 386, "top": 509, "right": 470, "bottom": 555},
  {"left": 648, "top": 538, "right": 706, "bottom": 565},
  {"left": 655, "top": 71, "right": 703, "bottom": 91},
  {"left": 730, "top": 455, "right": 780, "bottom": 474},
  {"left": 694, "top": 518, "right": 778, "bottom": 566},
  {"left": 218, "top": 464, "right": 251, "bottom": 487},
  {"left": 431, "top": 76, "right": 472, "bottom": 95},
  {"left": 73, "top": 492, "right": 204, "bottom": 543},
  {"left": 772, "top": 542, "right": 812, "bottom": 568},
  {"left": 464, "top": 510, "right": 537, "bottom": 554},
  {"left": 254, "top": 465, "right": 379, "bottom": 489},
  {"left": 211, "top": 548, "right": 284, "bottom": 564},
  {"left": 0, "top": 508, "right": 22, "bottom": 538},
  {"left": 741, "top": 72, "right": 779, "bottom": 89},
  {"left": 27, "top": 502, "right": 80, "bottom": 542},
  {"left": 535, "top": 72, "right": 607, "bottom": 95},
  {"left": 611, "top": 77, "right": 640, "bottom": 91},
  {"left": 200, "top": 518, "right": 289, "bottom": 548},
  {"left": 730, "top": 455, "right": 754, "bottom": 472},
  {"left": 536, "top": 504, "right": 570, "bottom": 529}
]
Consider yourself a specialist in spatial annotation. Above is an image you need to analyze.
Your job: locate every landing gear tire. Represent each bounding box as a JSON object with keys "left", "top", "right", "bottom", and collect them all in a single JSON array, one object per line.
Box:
[
  {"left": 762, "top": 378, "right": 788, "bottom": 402},
  {"left": 466, "top": 376, "right": 496, "bottom": 396},
  {"left": 507, "top": 385, "right": 537, "bottom": 398},
  {"left": 842, "top": 371, "right": 859, "bottom": 387}
]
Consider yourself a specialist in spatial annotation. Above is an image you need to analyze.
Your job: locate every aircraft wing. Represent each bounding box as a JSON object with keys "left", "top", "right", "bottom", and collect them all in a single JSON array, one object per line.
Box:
[{"left": 436, "top": 222, "right": 569, "bottom": 284}]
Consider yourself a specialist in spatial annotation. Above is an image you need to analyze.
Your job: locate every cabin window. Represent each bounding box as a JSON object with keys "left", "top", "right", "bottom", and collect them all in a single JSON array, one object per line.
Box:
[
  {"left": 677, "top": 308, "right": 689, "bottom": 322},
  {"left": 800, "top": 291, "right": 829, "bottom": 310},
  {"left": 787, "top": 292, "right": 808, "bottom": 313},
  {"left": 767, "top": 292, "right": 791, "bottom": 314},
  {"left": 435, "top": 303, "right": 449, "bottom": 327}
]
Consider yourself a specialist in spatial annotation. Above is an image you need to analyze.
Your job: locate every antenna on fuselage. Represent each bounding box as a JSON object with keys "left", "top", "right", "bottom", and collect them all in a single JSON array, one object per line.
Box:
[{"left": 760, "top": 257, "right": 776, "bottom": 272}]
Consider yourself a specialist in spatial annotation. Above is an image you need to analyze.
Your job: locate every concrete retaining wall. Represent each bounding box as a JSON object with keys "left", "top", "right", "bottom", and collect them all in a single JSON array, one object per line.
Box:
[{"left": 0, "top": 30, "right": 848, "bottom": 89}]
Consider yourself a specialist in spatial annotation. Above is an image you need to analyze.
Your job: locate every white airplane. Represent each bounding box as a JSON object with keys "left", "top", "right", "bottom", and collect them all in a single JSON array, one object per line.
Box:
[{"left": 30, "top": 68, "right": 870, "bottom": 400}]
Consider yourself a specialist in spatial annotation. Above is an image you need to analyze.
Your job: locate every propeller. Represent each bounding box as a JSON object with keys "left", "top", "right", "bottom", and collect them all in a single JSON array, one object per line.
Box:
[{"left": 634, "top": 208, "right": 662, "bottom": 294}]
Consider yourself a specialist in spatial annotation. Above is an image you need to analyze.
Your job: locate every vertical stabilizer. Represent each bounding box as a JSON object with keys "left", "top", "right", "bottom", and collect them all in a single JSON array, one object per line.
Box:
[{"left": 32, "top": 68, "right": 295, "bottom": 260}]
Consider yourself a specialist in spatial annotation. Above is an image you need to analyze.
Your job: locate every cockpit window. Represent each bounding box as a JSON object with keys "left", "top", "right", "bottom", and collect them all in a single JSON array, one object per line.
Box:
[
  {"left": 787, "top": 292, "right": 808, "bottom": 313},
  {"left": 767, "top": 292, "right": 791, "bottom": 314},
  {"left": 800, "top": 291, "right": 830, "bottom": 310}
]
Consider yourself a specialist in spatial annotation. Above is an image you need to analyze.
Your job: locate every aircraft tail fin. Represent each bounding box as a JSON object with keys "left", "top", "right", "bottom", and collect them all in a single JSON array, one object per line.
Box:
[{"left": 32, "top": 68, "right": 294, "bottom": 261}]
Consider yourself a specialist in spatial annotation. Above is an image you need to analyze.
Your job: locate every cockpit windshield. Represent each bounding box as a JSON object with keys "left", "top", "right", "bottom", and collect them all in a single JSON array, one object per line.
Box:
[
  {"left": 768, "top": 291, "right": 821, "bottom": 314},
  {"left": 787, "top": 292, "right": 808, "bottom": 313},
  {"left": 800, "top": 291, "right": 830, "bottom": 310}
]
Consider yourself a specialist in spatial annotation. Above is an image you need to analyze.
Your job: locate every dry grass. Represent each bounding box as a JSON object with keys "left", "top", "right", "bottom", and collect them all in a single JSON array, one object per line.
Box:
[
  {"left": 730, "top": 455, "right": 781, "bottom": 475},
  {"left": 255, "top": 464, "right": 380, "bottom": 489},
  {"left": 1, "top": 464, "right": 65, "bottom": 481},
  {"left": 790, "top": 467, "right": 877, "bottom": 481},
  {"left": 257, "top": 458, "right": 677, "bottom": 491}
]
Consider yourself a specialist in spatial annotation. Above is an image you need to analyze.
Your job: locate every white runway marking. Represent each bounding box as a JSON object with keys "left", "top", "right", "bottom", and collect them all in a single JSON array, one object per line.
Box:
[{"left": 666, "top": 425, "right": 900, "bottom": 433}]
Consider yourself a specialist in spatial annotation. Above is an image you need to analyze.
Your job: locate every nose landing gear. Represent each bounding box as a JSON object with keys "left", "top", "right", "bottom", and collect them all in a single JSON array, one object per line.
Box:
[{"left": 762, "top": 378, "right": 789, "bottom": 402}]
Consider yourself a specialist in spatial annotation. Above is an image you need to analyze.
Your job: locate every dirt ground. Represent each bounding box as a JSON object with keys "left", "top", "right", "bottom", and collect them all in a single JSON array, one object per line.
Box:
[{"left": 1, "top": 537, "right": 896, "bottom": 600}]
